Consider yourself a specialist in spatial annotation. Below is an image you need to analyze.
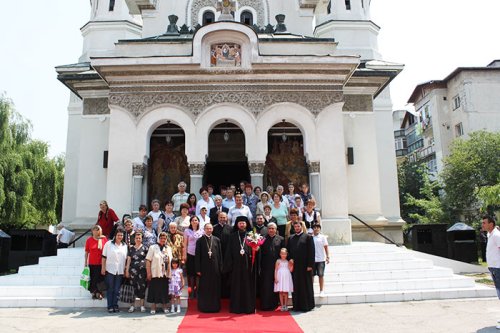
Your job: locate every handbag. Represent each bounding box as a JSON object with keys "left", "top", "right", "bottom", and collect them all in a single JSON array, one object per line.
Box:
[
  {"left": 80, "top": 266, "right": 90, "bottom": 290},
  {"left": 120, "top": 279, "right": 135, "bottom": 303}
]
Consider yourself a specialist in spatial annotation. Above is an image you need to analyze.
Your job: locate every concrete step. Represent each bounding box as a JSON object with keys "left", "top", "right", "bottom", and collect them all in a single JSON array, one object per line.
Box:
[
  {"left": 312, "top": 285, "right": 497, "bottom": 305},
  {"left": 331, "top": 258, "right": 434, "bottom": 272},
  {"left": 312, "top": 276, "right": 475, "bottom": 293},
  {"left": 0, "top": 274, "right": 80, "bottom": 286},
  {"left": 0, "top": 296, "right": 188, "bottom": 308},
  {"left": 321, "top": 267, "right": 454, "bottom": 281}
]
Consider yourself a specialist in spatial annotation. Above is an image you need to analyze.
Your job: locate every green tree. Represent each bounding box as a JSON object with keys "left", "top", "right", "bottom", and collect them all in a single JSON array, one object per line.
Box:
[
  {"left": 397, "top": 159, "right": 427, "bottom": 223},
  {"left": 0, "top": 94, "right": 64, "bottom": 230},
  {"left": 405, "top": 174, "right": 448, "bottom": 224},
  {"left": 441, "top": 131, "right": 500, "bottom": 223}
]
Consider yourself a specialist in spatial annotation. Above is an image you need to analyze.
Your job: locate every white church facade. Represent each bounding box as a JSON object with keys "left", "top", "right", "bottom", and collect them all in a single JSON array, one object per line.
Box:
[{"left": 57, "top": 0, "right": 404, "bottom": 244}]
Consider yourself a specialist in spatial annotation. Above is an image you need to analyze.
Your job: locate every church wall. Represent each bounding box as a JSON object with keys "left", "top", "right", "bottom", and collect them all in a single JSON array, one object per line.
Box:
[
  {"left": 343, "top": 111, "right": 382, "bottom": 216},
  {"left": 267, "top": 1, "right": 314, "bottom": 36},
  {"left": 74, "top": 115, "right": 110, "bottom": 220},
  {"left": 373, "top": 88, "right": 402, "bottom": 221}
]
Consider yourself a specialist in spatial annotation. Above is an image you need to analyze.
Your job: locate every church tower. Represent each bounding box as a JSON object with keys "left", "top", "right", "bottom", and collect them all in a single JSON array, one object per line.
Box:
[
  {"left": 314, "top": 0, "right": 381, "bottom": 60},
  {"left": 80, "top": 0, "right": 142, "bottom": 61}
]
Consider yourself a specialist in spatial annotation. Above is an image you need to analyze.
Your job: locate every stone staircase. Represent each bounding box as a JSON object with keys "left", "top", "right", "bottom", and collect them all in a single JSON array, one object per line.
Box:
[{"left": 0, "top": 242, "right": 495, "bottom": 308}]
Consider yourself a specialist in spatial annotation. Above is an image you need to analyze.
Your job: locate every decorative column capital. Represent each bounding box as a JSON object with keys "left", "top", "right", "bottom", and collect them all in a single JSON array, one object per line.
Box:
[
  {"left": 308, "top": 161, "right": 320, "bottom": 173},
  {"left": 132, "top": 163, "right": 147, "bottom": 177},
  {"left": 189, "top": 163, "right": 205, "bottom": 175},
  {"left": 249, "top": 161, "right": 265, "bottom": 174}
]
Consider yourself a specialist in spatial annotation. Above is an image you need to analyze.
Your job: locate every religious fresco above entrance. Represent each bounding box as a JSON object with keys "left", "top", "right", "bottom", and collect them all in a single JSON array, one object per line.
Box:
[{"left": 211, "top": 43, "right": 242, "bottom": 67}]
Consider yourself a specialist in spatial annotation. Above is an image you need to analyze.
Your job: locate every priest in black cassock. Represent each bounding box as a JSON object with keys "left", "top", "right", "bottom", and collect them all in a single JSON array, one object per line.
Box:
[
  {"left": 258, "top": 222, "right": 284, "bottom": 311},
  {"left": 223, "top": 216, "right": 256, "bottom": 314},
  {"left": 195, "top": 223, "right": 222, "bottom": 313},
  {"left": 287, "top": 220, "right": 315, "bottom": 312},
  {"left": 212, "top": 211, "right": 232, "bottom": 298}
]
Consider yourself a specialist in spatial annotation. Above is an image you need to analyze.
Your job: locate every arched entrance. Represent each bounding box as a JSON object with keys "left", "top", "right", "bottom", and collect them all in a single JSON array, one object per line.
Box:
[
  {"left": 204, "top": 122, "right": 249, "bottom": 192},
  {"left": 264, "top": 122, "right": 308, "bottom": 187},
  {"left": 148, "top": 123, "right": 189, "bottom": 204}
]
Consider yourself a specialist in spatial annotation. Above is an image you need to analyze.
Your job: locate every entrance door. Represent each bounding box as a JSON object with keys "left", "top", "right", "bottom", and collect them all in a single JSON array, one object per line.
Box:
[{"left": 205, "top": 122, "right": 249, "bottom": 193}]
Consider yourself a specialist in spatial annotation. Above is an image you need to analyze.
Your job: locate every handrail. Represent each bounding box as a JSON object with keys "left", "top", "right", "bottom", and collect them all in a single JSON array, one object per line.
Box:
[
  {"left": 68, "top": 228, "right": 92, "bottom": 248},
  {"left": 349, "top": 214, "right": 402, "bottom": 247}
]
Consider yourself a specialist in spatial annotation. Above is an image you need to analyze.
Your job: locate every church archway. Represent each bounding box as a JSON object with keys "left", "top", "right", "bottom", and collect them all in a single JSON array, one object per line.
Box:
[
  {"left": 148, "top": 123, "right": 189, "bottom": 205},
  {"left": 204, "top": 122, "right": 249, "bottom": 193},
  {"left": 264, "top": 122, "right": 308, "bottom": 188}
]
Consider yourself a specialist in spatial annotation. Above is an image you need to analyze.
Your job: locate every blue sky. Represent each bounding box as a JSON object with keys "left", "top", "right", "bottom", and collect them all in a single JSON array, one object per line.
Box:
[{"left": 1, "top": 0, "right": 499, "bottom": 156}]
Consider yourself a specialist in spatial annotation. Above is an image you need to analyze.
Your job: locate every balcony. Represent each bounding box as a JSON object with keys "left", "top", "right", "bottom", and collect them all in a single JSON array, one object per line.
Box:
[
  {"left": 394, "top": 129, "right": 406, "bottom": 138},
  {"left": 416, "top": 145, "right": 435, "bottom": 160}
]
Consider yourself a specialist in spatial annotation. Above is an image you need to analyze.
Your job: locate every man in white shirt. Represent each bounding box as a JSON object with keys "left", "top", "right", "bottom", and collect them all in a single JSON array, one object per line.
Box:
[
  {"left": 222, "top": 189, "right": 236, "bottom": 209},
  {"left": 171, "top": 181, "right": 189, "bottom": 215},
  {"left": 312, "top": 223, "right": 330, "bottom": 297},
  {"left": 56, "top": 224, "right": 75, "bottom": 248},
  {"left": 227, "top": 193, "right": 253, "bottom": 227},
  {"left": 482, "top": 215, "right": 500, "bottom": 329}
]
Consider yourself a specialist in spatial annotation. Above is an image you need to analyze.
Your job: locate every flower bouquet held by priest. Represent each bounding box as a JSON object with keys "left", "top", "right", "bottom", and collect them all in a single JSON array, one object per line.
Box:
[
  {"left": 195, "top": 223, "right": 223, "bottom": 313},
  {"left": 223, "top": 216, "right": 257, "bottom": 314}
]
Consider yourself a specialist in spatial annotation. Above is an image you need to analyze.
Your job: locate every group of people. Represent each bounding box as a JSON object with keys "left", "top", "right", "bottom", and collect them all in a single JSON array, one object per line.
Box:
[{"left": 84, "top": 180, "right": 330, "bottom": 314}]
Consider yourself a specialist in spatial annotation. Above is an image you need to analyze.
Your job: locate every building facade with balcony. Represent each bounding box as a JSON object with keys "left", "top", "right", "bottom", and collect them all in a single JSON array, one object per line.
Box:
[{"left": 401, "top": 60, "right": 500, "bottom": 174}]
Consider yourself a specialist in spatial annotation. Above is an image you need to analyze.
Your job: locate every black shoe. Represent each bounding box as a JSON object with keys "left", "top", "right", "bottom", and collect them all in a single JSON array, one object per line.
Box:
[
  {"left": 108, "top": 308, "right": 113, "bottom": 314},
  {"left": 114, "top": 308, "right": 120, "bottom": 313}
]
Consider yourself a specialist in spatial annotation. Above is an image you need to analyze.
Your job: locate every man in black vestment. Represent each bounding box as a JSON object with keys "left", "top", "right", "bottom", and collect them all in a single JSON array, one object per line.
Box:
[
  {"left": 254, "top": 214, "right": 268, "bottom": 237},
  {"left": 287, "top": 220, "right": 315, "bottom": 312},
  {"left": 212, "top": 211, "right": 232, "bottom": 298},
  {"left": 195, "top": 223, "right": 222, "bottom": 312},
  {"left": 223, "top": 216, "right": 256, "bottom": 314},
  {"left": 259, "top": 222, "right": 284, "bottom": 310}
]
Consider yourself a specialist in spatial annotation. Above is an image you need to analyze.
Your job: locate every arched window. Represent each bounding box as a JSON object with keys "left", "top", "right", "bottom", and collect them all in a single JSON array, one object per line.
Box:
[
  {"left": 240, "top": 11, "right": 254, "bottom": 26},
  {"left": 202, "top": 11, "right": 215, "bottom": 25},
  {"left": 109, "top": 0, "right": 115, "bottom": 11}
]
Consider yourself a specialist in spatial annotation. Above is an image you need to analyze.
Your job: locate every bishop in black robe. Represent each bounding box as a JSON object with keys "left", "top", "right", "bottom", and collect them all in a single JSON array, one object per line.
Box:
[
  {"left": 212, "top": 212, "right": 232, "bottom": 298},
  {"left": 259, "top": 222, "right": 285, "bottom": 311},
  {"left": 287, "top": 221, "right": 315, "bottom": 312},
  {"left": 195, "top": 223, "right": 222, "bottom": 313},
  {"left": 223, "top": 216, "right": 256, "bottom": 314}
]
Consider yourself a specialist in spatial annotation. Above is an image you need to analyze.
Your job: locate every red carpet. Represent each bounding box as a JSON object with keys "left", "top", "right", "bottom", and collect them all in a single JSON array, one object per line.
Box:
[{"left": 177, "top": 300, "right": 304, "bottom": 333}]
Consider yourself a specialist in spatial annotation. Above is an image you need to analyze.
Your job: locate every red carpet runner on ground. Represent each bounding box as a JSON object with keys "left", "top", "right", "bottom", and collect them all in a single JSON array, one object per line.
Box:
[{"left": 177, "top": 300, "right": 304, "bottom": 333}]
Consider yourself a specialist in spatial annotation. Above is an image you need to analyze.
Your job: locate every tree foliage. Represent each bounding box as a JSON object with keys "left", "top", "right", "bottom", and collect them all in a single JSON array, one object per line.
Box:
[
  {"left": 405, "top": 174, "right": 448, "bottom": 225},
  {"left": 398, "top": 159, "right": 427, "bottom": 223},
  {"left": 0, "top": 95, "right": 64, "bottom": 229},
  {"left": 441, "top": 131, "right": 500, "bottom": 223}
]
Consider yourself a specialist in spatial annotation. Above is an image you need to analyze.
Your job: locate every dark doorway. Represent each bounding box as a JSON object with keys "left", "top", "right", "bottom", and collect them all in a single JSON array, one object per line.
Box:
[{"left": 205, "top": 122, "right": 249, "bottom": 192}]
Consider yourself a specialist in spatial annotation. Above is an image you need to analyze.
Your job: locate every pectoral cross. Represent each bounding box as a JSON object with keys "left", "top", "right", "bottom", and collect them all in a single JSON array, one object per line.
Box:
[{"left": 216, "top": 0, "right": 236, "bottom": 21}]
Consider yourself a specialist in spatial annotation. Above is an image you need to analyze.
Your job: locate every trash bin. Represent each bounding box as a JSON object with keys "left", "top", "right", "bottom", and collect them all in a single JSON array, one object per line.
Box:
[
  {"left": 0, "top": 230, "right": 11, "bottom": 273},
  {"left": 447, "top": 223, "right": 477, "bottom": 263},
  {"left": 8, "top": 229, "right": 57, "bottom": 271},
  {"left": 411, "top": 224, "right": 448, "bottom": 257}
]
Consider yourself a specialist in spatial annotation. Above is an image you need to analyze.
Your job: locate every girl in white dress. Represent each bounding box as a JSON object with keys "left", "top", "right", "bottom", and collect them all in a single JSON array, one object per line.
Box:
[{"left": 274, "top": 248, "right": 294, "bottom": 311}]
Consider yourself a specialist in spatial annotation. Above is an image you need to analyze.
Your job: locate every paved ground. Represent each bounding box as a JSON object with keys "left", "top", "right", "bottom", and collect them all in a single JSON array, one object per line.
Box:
[{"left": 1, "top": 298, "right": 500, "bottom": 333}]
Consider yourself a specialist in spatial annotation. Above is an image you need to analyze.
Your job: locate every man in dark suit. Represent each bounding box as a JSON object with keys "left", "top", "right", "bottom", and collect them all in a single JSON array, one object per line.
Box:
[{"left": 210, "top": 195, "right": 229, "bottom": 223}]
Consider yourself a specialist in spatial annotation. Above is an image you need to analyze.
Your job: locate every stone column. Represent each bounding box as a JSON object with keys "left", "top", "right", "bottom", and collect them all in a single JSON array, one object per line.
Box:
[
  {"left": 308, "top": 161, "right": 321, "bottom": 210},
  {"left": 189, "top": 163, "right": 205, "bottom": 198},
  {"left": 249, "top": 161, "right": 265, "bottom": 189},
  {"left": 132, "top": 163, "right": 146, "bottom": 214}
]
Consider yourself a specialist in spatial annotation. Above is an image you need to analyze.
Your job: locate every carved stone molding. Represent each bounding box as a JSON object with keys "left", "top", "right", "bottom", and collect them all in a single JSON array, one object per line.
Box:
[
  {"left": 189, "top": 0, "right": 267, "bottom": 27},
  {"left": 83, "top": 98, "right": 110, "bottom": 115},
  {"left": 109, "top": 90, "right": 343, "bottom": 117},
  {"left": 189, "top": 163, "right": 205, "bottom": 175},
  {"left": 248, "top": 162, "right": 265, "bottom": 174},
  {"left": 132, "top": 163, "right": 147, "bottom": 177},
  {"left": 342, "top": 94, "right": 373, "bottom": 112},
  {"left": 308, "top": 161, "right": 320, "bottom": 173}
]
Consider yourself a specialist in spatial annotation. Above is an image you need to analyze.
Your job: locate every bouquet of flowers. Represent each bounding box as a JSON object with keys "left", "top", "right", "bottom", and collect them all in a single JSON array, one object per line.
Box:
[{"left": 245, "top": 229, "right": 265, "bottom": 266}]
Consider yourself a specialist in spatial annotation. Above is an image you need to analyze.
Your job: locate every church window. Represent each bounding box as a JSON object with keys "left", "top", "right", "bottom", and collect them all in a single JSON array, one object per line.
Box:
[
  {"left": 455, "top": 122, "right": 464, "bottom": 137},
  {"left": 327, "top": 1, "right": 332, "bottom": 14},
  {"left": 202, "top": 11, "right": 215, "bottom": 25},
  {"left": 109, "top": 0, "right": 115, "bottom": 11},
  {"left": 345, "top": 0, "right": 351, "bottom": 10},
  {"left": 240, "top": 11, "right": 254, "bottom": 26}
]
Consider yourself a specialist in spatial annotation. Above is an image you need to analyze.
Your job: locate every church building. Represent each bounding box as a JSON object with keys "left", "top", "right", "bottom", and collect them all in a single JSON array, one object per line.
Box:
[{"left": 56, "top": 0, "right": 405, "bottom": 244}]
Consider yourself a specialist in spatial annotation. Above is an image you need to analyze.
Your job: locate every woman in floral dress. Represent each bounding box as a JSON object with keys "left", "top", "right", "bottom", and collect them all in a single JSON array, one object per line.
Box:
[{"left": 125, "top": 232, "right": 148, "bottom": 313}]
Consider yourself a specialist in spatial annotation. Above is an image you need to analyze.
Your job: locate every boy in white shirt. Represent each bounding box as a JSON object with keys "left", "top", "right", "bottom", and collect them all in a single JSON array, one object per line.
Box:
[{"left": 312, "top": 223, "right": 330, "bottom": 297}]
